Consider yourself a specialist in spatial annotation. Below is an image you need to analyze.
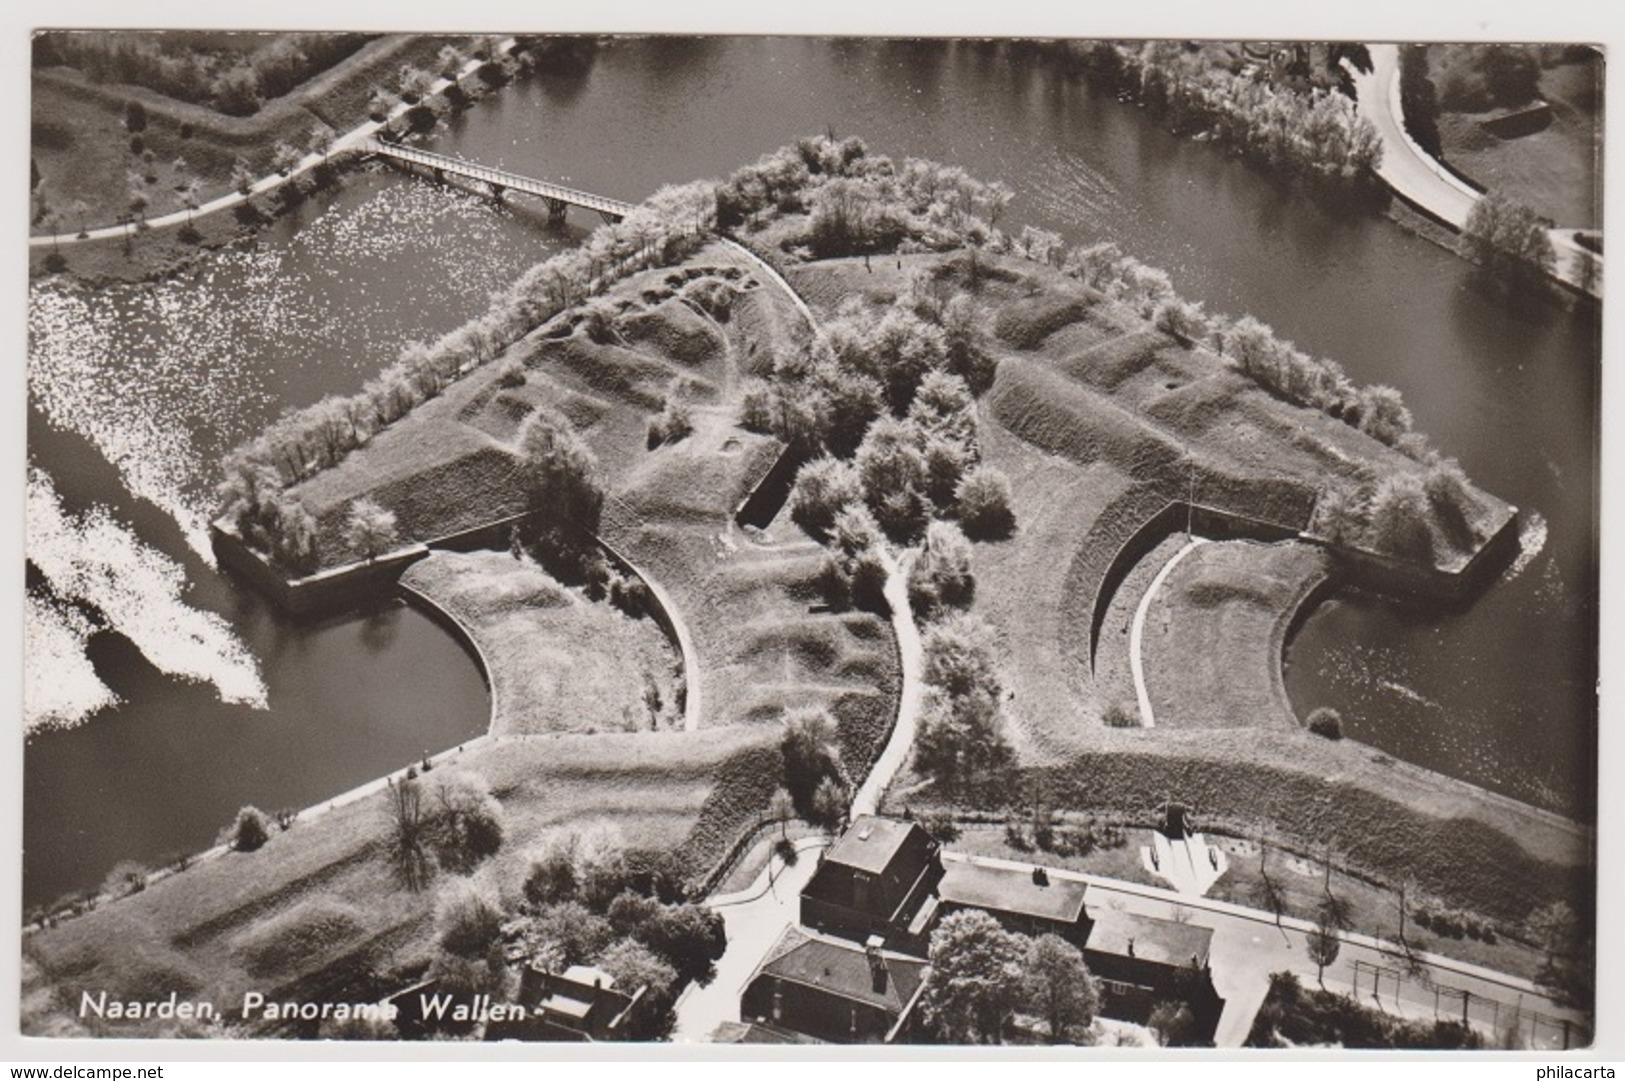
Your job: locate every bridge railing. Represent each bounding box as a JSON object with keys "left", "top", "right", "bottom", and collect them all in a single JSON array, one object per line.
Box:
[{"left": 365, "top": 139, "right": 634, "bottom": 215}]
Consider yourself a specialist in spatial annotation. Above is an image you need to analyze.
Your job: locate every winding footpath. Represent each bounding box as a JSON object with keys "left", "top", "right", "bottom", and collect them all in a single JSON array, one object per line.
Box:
[
  {"left": 28, "top": 37, "right": 519, "bottom": 249},
  {"left": 1348, "top": 44, "right": 1600, "bottom": 297},
  {"left": 850, "top": 551, "right": 925, "bottom": 818},
  {"left": 1128, "top": 537, "right": 1207, "bottom": 728}
]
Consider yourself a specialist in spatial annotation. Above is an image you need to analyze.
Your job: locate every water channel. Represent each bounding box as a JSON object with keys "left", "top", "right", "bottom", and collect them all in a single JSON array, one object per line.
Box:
[{"left": 24, "top": 35, "right": 1599, "bottom": 908}]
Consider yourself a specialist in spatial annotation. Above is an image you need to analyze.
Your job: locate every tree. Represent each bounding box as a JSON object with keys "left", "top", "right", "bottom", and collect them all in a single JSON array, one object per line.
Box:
[
  {"left": 916, "top": 807, "right": 961, "bottom": 844},
  {"left": 920, "top": 909, "right": 1028, "bottom": 1044},
  {"left": 769, "top": 789, "right": 796, "bottom": 839},
  {"left": 231, "top": 156, "right": 255, "bottom": 197},
  {"left": 908, "top": 519, "right": 975, "bottom": 619},
  {"left": 922, "top": 612, "right": 1002, "bottom": 700},
  {"left": 437, "top": 44, "right": 466, "bottom": 78},
  {"left": 387, "top": 778, "right": 433, "bottom": 891},
  {"left": 1367, "top": 473, "right": 1435, "bottom": 563},
  {"left": 855, "top": 415, "right": 930, "bottom": 539},
  {"left": 1024, "top": 933, "right": 1100, "bottom": 1043},
  {"left": 434, "top": 877, "right": 504, "bottom": 958},
  {"left": 954, "top": 465, "right": 1015, "bottom": 540},
  {"left": 271, "top": 141, "right": 303, "bottom": 177},
  {"left": 1149, "top": 1000, "right": 1199, "bottom": 1046},
  {"left": 517, "top": 413, "right": 604, "bottom": 534},
  {"left": 810, "top": 776, "right": 848, "bottom": 833},
  {"left": 1306, "top": 706, "right": 1343, "bottom": 739},
  {"left": 101, "top": 860, "right": 150, "bottom": 900},
  {"left": 597, "top": 938, "right": 677, "bottom": 1020},
  {"left": 123, "top": 99, "right": 147, "bottom": 133},
  {"left": 1526, "top": 900, "right": 1580, "bottom": 966},
  {"left": 780, "top": 708, "right": 840, "bottom": 817},
  {"left": 398, "top": 65, "right": 433, "bottom": 103},
  {"left": 524, "top": 843, "right": 579, "bottom": 907},
  {"left": 1306, "top": 919, "right": 1341, "bottom": 988},
  {"left": 125, "top": 172, "right": 148, "bottom": 229},
  {"left": 1251, "top": 835, "right": 1286, "bottom": 928},
  {"left": 178, "top": 179, "right": 202, "bottom": 229},
  {"left": 639, "top": 903, "right": 726, "bottom": 987},
  {"left": 915, "top": 685, "right": 1014, "bottom": 793},
  {"left": 789, "top": 456, "right": 861, "bottom": 538},
  {"left": 345, "top": 498, "right": 399, "bottom": 561},
  {"left": 222, "top": 805, "right": 273, "bottom": 852},
  {"left": 1464, "top": 191, "right": 1555, "bottom": 287},
  {"left": 306, "top": 125, "right": 335, "bottom": 163},
  {"left": 367, "top": 88, "right": 393, "bottom": 122},
  {"left": 426, "top": 769, "right": 505, "bottom": 875}
]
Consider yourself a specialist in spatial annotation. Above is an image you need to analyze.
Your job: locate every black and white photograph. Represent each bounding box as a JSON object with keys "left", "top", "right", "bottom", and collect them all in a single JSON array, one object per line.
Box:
[{"left": 12, "top": 2, "right": 1613, "bottom": 1061}]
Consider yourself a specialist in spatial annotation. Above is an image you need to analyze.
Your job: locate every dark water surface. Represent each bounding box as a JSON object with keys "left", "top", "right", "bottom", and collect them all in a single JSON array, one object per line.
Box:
[{"left": 24, "top": 36, "right": 1598, "bottom": 906}]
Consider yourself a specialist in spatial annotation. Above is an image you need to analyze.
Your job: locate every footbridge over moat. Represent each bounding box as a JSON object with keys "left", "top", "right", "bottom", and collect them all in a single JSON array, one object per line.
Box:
[{"left": 366, "top": 140, "right": 635, "bottom": 224}]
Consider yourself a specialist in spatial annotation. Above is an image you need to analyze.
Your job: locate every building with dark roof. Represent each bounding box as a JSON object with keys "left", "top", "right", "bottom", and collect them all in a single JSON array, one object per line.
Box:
[
  {"left": 936, "top": 857, "right": 1091, "bottom": 943},
  {"left": 800, "top": 815, "right": 942, "bottom": 947},
  {"left": 740, "top": 926, "right": 931, "bottom": 1044},
  {"left": 1083, "top": 909, "right": 1221, "bottom": 1028},
  {"left": 486, "top": 963, "right": 647, "bottom": 1042}
]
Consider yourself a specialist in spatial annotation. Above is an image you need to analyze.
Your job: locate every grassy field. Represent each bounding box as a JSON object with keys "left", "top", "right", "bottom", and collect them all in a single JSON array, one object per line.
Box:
[
  {"left": 1433, "top": 48, "right": 1603, "bottom": 230},
  {"left": 289, "top": 247, "right": 761, "bottom": 566},
  {"left": 795, "top": 246, "right": 1579, "bottom": 941},
  {"left": 21, "top": 725, "right": 772, "bottom": 1037},
  {"left": 1139, "top": 540, "right": 1331, "bottom": 731},
  {"left": 284, "top": 243, "right": 901, "bottom": 751},
  {"left": 402, "top": 550, "right": 683, "bottom": 735},
  {"left": 884, "top": 723, "right": 1589, "bottom": 929}
]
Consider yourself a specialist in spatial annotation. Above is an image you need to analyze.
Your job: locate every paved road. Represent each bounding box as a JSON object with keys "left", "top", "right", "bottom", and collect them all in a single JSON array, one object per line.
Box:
[
  {"left": 29, "top": 38, "right": 519, "bottom": 248},
  {"left": 1348, "top": 44, "right": 1600, "bottom": 297},
  {"left": 671, "top": 837, "right": 827, "bottom": 1042},
  {"left": 1351, "top": 45, "right": 1481, "bottom": 231}
]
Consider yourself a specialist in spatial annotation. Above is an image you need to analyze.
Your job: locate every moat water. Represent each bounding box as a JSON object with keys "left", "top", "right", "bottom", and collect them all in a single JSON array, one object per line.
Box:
[{"left": 24, "top": 36, "right": 1599, "bottom": 908}]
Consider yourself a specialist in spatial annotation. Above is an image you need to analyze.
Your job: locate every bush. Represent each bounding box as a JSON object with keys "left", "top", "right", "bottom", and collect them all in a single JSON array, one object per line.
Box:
[
  {"left": 123, "top": 100, "right": 147, "bottom": 133},
  {"left": 434, "top": 878, "right": 505, "bottom": 958},
  {"left": 496, "top": 357, "right": 526, "bottom": 388},
  {"left": 773, "top": 836, "right": 799, "bottom": 867},
  {"left": 524, "top": 845, "right": 579, "bottom": 907},
  {"left": 426, "top": 769, "right": 505, "bottom": 875},
  {"left": 221, "top": 805, "right": 273, "bottom": 852},
  {"left": 790, "top": 456, "right": 862, "bottom": 538},
  {"left": 1464, "top": 192, "right": 1556, "bottom": 286},
  {"left": 955, "top": 466, "right": 1015, "bottom": 540},
  {"left": 1307, "top": 707, "right": 1343, "bottom": 740},
  {"left": 908, "top": 519, "right": 975, "bottom": 619},
  {"left": 646, "top": 398, "right": 694, "bottom": 448},
  {"left": 1150, "top": 1000, "right": 1200, "bottom": 1047},
  {"left": 1103, "top": 701, "right": 1139, "bottom": 728},
  {"left": 100, "top": 861, "right": 149, "bottom": 900}
]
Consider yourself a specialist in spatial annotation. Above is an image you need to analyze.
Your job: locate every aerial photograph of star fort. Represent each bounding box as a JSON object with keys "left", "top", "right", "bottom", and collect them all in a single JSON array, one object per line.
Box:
[{"left": 20, "top": 25, "right": 1603, "bottom": 1051}]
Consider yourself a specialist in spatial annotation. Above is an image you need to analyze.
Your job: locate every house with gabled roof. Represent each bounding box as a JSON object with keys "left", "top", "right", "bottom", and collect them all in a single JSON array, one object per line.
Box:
[
  {"left": 1083, "top": 908, "right": 1221, "bottom": 1027},
  {"left": 799, "top": 814, "right": 943, "bottom": 948},
  {"left": 936, "top": 856, "right": 1091, "bottom": 944},
  {"left": 739, "top": 925, "right": 931, "bottom": 1044}
]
